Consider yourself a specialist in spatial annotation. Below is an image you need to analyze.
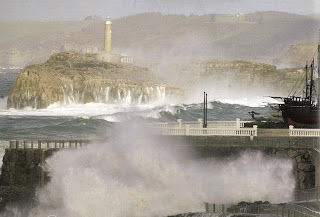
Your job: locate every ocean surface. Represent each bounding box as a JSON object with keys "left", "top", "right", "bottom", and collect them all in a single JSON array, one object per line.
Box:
[{"left": 0, "top": 68, "right": 272, "bottom": 142}]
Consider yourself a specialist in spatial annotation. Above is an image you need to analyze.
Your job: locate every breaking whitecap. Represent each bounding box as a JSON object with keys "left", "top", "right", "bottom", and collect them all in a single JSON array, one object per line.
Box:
[{"left": 60, "top": 85, "right": 167, "bottom": 105}]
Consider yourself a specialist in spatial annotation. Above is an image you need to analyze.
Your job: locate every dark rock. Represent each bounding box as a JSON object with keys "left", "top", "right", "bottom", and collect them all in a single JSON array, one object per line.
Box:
[
  {"left": 295, "top": 156, "right": 302, "bottom": 163},
  {"left": 298, "top": 163, "right": 311, "bottom": 171},
  {"left": 288, "top": 150, "right": 298, "bottom": 158}
]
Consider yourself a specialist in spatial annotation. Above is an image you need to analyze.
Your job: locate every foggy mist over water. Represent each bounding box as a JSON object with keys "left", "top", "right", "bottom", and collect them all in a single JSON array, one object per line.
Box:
[
  {"left": 3, "top": 122, "right": 294, "bottom": 217},
  {"left": 1, "top": 0, "right": 319, "bottom": 21}
]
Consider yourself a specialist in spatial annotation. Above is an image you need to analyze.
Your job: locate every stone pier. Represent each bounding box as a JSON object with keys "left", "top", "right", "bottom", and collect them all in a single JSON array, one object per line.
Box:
[
  {"left": 0, "top": 136, "right": 318, "bottom": 212},
  {"left": 312, "top": 150, "right": 320, "bottom": 188},
  {"left": 0, "top": 140, "right": 88, "bottom": 211}
]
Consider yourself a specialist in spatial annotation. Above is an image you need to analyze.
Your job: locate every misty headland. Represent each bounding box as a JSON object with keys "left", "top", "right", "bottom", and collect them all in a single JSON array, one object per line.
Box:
[{"left": 0, "top": 11, "right": 319, "bottom": 68}]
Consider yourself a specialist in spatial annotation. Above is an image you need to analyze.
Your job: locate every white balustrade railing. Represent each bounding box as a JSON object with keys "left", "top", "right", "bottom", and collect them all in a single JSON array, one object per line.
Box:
[
  {"left": 153, "top": 125, "right": 258, "bottom": 137},
  {"left": 153, "top": 128, "right": 186, "bottom": 136},
  {"left": 151, "top": 118, "right": 253, "bottom": 129},
  {"left": 152, "top": 123, "right": 169, "bottom": 128},
  {"left": 9, "top": 140, "right": 88, "bottom": 149},
  {"left": 189, "top": 128, "right": 257, "bottom": 136},
  {"left": 289, "top": 126, "right": 320, "bottom": 137},
  {"left": 205, "top": 203, "right": 320, "bottom": 217}
]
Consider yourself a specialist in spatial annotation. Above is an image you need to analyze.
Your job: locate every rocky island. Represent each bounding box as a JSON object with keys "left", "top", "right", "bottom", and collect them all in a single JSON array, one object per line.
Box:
[{"left": 7, "top": 52, "right": 183, "bottom": 109}]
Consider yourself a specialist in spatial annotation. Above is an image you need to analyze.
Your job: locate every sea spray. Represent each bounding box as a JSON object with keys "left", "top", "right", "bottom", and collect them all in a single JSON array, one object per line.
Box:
[
  {"left": 17, "top": 122, "right": 296, "bottom": 217},
  {"left": 181, "top": 76, "right": 282, "bottom": 107},
  {"left": 59, "top": 85, "right": 169, "bottom": 106},
  {"left": 0, "top": 141, "right": 8, "bottom": 171},
  {"left": 0, "top": 97, "right": 8, "bottom": 110}
]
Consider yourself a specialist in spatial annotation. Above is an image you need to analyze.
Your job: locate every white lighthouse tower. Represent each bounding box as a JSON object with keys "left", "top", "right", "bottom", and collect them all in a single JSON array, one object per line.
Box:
[
  {"left": 97, "top": 15, "right": 132, "bottom": 63},
  {"left": 104, "top": 16, "right": 112, "bottom": 53}
]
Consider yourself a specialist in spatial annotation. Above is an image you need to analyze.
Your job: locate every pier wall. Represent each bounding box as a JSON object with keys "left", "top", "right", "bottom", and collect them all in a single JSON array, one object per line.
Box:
[
  {"left": 194, "top": 146, "right": 315, "bottom": 190},
  {"left": 311, "top": 151, "right": 320, "bottom": 188},
  {"left": 164, "top": 136, "right": 318, "bottom": 190},
  {"left": 0, "top": 149, "right": 58, "bottom": 211},
  {"left": 0, "top": 138, "right": 318, "bottom": 190},
  {"left": 0, "top": 137, "right": 318, "bottom": 211},
  {"left": 0, "top": 149, "right": 57, "bottom": 187}
]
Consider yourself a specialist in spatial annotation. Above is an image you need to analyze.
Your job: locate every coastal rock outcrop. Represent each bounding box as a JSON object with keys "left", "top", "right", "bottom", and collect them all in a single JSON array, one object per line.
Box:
[{"left": 7, "top": 52, "right": 182, "bottom": 109}]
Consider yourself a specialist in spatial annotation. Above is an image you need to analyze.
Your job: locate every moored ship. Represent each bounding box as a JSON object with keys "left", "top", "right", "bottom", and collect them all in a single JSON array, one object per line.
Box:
[{"left": 273, "top": 32, "right": 320, "bottom": 126}]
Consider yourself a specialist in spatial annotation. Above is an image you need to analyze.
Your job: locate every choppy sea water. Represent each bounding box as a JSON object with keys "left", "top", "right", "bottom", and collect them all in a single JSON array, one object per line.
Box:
[
  {"left": 0, "top": 68, "right": 296, "bottom": 217},
  {"left": 0, "top": 68, "right": 273, "bottom": 142}
]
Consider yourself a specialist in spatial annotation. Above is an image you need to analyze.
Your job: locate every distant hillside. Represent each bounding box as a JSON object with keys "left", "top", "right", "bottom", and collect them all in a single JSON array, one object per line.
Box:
[
  {"left": 70, "top": 12, "right": 320, "bottom": 63},
  {"left": 0, "top": 12, "right": 319, "bottom": 67},
  {"left": 175, "top": 58, "right": 305, "bottom": 96},
  {"left": 308, "top": 13, "right": 320, "bottom": 19},
  {"left": 196, "top": 12, "right": 319, "bottom": 62},
  {"left": 0, "top": 21, "right": 93, "bottom": 67},
  {"left": 274, "top": 42, "right": 318, "bottom": 67}
]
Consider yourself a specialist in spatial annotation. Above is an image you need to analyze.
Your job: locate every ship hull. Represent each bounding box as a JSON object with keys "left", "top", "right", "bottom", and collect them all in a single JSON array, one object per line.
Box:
[{"left": 280, "top": 104, "right": 319, "bottom": 125}]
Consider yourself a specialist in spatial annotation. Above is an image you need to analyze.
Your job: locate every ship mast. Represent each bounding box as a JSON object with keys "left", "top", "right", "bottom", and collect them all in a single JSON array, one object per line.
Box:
[
  {"left": 310, "top": 58, "right": 314, "bottom": 103},
  {"left": 305, "top": 61, "right": 308, "bottom": 99}
]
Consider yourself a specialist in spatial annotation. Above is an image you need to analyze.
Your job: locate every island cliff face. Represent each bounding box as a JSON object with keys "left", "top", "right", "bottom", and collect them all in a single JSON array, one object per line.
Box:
[{"left": 7, "top": 52, "right": 182, "bottom": 109}]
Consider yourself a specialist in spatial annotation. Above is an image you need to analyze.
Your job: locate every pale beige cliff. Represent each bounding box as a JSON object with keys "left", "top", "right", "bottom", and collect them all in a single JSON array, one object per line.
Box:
[{"left": 7, "top": 52, "right": 182, "bottom": 109}]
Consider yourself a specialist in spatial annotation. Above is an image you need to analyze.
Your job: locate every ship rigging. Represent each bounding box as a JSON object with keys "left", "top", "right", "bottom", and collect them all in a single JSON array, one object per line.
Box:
[{"left": 271, "top": 30, "right": 320, "bottom": 126}]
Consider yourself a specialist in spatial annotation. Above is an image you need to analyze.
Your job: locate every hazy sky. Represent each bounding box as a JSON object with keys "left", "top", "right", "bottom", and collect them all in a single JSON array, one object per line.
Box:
[{"left": 1, "top": 0, "right": 319, "bottom": 21}]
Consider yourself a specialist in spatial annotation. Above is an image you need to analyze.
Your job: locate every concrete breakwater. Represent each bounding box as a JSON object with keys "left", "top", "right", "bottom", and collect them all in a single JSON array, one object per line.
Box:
[
  {"left": 0, "top": 137, "right": 318, "bottom": 213},
  {"left": 0, "top": 148, "right": 55, "bottom": 212},
  {"left": 0, "top": 140, "right": 87, "bottom": 212},
  {"left": 171, "top": 136, "right": 319, "bottom": 190}
]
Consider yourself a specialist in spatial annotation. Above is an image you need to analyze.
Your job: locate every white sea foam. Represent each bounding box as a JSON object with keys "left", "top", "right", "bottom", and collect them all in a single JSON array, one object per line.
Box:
[
  {"left": 216, "top": 97, "right": 280, "bottom": 107},
  {"left": 0, "top": 97, "right": 8, "bottom": 110},
  {"left": 182, "top": 93, "right": 280, "bottom": 108},
  {"left": 179, "top": 75, "right": 286, "bottom": 108},
  {"left": 0, "top": 102, "right": 179, "bottom": 124},
  {"left": 0, "top": 67, "right": 22, "bottom": 71},
  {"left": 20, "top": 122, "right": 295, "bottom": 217},
  {"left": 0, "top": 103, "right": 155, "bottom": 117},
  {"left": 0, "top": 141, "right": 9, "bottom": 171}
]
